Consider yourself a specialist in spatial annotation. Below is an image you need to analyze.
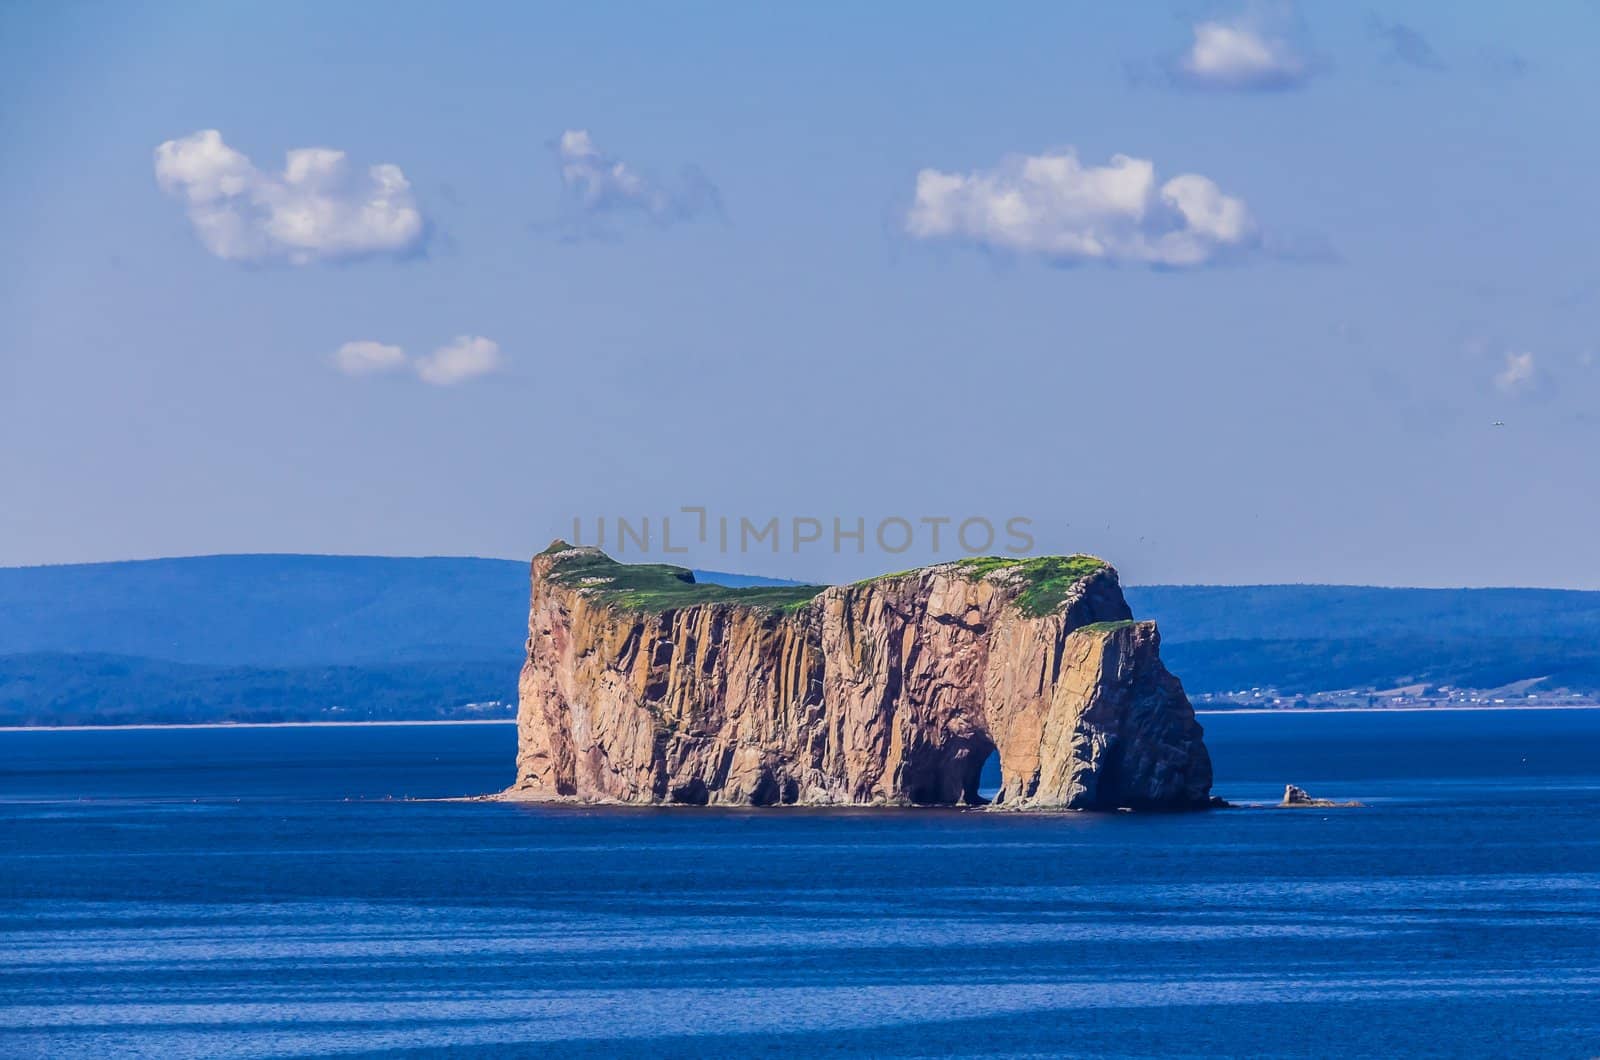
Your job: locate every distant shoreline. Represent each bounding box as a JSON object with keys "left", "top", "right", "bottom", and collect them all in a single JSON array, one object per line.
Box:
[
  {"left": 0, "top": 718, "right": 518, "bottom": 733},
  {"left": 1196, "top": 703, "right": 1600, "bottom": 715},
  {"left": 2, "top": 704, "right": 1598, "bottom": 732}
]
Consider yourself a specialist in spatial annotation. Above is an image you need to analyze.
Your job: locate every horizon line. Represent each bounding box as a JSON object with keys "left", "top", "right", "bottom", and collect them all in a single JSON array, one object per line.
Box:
[{"left": 2, "top": 550, "right": 1597, "bottom": 595}]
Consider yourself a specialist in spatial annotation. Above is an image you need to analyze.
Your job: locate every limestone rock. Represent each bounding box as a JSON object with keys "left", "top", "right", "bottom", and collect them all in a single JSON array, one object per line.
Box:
[
  {"left": 1278, "top": 784, "right": 1360, "bottom": 808},
  {"left": 1282, "top": 784, "right": 1316, "bottom": 805},
  {"left": 503, "top": 542, "right": 1213, "bottom": 811}
]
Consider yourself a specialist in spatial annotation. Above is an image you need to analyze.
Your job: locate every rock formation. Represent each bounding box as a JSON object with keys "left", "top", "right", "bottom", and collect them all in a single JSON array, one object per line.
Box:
[
  {"left": 1281, "top": 784, "right": 1318, "bottom": 806},
  {"left": 504, "top": 542, "right": 1213, "bottom": 810},
  {"left": 1278, "top": 784, "right": 1360, "bottom": 808}
]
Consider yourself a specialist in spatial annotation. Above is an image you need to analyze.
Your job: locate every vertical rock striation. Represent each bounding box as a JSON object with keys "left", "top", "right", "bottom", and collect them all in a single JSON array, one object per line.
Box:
[{"left": 505, "top": 543, "right": 1212, "bottom": 810}]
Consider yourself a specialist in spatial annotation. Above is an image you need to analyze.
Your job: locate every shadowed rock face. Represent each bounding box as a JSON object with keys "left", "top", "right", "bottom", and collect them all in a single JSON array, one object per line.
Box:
[{"left": 505, "top": 544, "right": 1212, "bottom": 810}]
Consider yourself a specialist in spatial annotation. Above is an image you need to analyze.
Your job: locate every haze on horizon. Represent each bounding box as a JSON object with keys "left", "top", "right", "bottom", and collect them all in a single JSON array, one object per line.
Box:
[{"left": 3, "top": 2, "right": 1598, "bottom": 589}]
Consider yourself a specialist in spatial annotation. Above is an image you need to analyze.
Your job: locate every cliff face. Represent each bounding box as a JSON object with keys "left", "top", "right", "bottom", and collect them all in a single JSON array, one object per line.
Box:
[{"left": 506, "top": 544, "right": 1212, "bottom": 810}]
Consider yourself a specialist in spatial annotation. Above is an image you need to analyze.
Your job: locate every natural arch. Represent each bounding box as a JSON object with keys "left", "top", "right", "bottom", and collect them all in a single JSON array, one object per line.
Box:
[
  {"left": 507, "top": 545, "right": 1214, "bottom": 811},
  {"left": 899, "top": 731, "right": 997, "bottom": 806}
]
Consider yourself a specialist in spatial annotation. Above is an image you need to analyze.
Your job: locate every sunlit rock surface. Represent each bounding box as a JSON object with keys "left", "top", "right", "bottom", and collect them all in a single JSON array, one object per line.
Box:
[{"left": 503, "top": 543, "right": 1212, "bottom": 810}]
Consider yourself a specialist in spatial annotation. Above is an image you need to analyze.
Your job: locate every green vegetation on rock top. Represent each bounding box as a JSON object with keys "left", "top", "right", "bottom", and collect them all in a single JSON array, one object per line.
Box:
[
  {"left": 540, "top": 544, "right": 1109, "bottom": 617},
  {"left": 849, "top": 567, "right": 918, "bottom": 587},
  {"left": 954, "top": 554, "right": 1109, "bottom": 617},
  {"left": 543, "top": 546, "right": 827, "bottom": 613},
  {"left": 1078, "top": 619, "right": 1139, "bottom": 634}
]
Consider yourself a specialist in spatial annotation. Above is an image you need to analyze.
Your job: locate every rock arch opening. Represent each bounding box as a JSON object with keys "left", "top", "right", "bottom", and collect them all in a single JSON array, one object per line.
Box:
[
  {"left": 975, "top": 745, "right": 1004, "bottom": 806},
  {"left": 901, "top": 733, "right": 997, "bottom": 806}
]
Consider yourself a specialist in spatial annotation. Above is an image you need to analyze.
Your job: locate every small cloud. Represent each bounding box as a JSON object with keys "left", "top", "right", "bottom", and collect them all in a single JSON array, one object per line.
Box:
[
  {"left": 1368, "top": 17, "right": 1446, "bottom": 71},
  {"left": 1477, "top": 47, "right": 1531, "bottom": 79},
  {"left": 334, "top": 340, "right": 407, "bottom": 376},
  {"left": 904, "top": 148, "right": 1259, "bottom": 269},
  {"left": 551, "top": 129, "right": 720, "bottom": 235},
  {"left": 154, "top": 130, "right": 426, "bottom": 265},
  {"left": 335, "top": 335, "right": 504, "bottom": 385},
  {"left": 415, "top": 335, "right": 503, "bottom": 385},
  {"left": 1171, "top": 12, "right": 1313, "bottom": 91},
  {"left": 1494, "top": 351, "right": 1539, "bottom": 395},
  {"left": 1363, "top": 21, "right": 1528, "bottom": 81}
]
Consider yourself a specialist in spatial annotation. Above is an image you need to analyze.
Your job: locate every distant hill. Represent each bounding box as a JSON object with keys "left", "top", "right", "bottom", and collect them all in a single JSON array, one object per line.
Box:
[
  {"left": 0, "top": 554, "right": 528, "bottom": 666},
  {"left": 1124, "top": 585, "right": 1600, "bottom": 697},
  {"left": 0, "top": 554, "right": 785, "bottom": 666},
  {"left": 0, "top": 652, "right": 516, "bottom": 727},
  {"left": 1123, "top": 585, "right": 1600, "bottom": 644},
  {"left": 0, "top": 555, "right": 794, "bottom": 725},
  {"left": 3, "top": 555, "right": 1598, "bottom": 724}
]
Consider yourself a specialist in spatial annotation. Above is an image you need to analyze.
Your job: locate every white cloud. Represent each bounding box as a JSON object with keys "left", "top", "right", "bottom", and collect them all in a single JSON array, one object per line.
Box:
[
  {"left": 554, "top": 129, "right": 718, "bottom": 227},
  {"left": 334, "top": 340, "right": 408, "bottom": 376},
  {"left": 1495, "top": 351, "right": 1538, "bottom": 395},
  {"left": 154, "top": 130, "right": 425, "bottom": 265},
  {"left": 904, "top": 149, "right": 1257, "bottom": 268},
  {"left": 1176, "top": 15, "right": 1310, "bottom": 90},
  {"left": 415, "top": 336, "right": 503, "bottom": 385}
]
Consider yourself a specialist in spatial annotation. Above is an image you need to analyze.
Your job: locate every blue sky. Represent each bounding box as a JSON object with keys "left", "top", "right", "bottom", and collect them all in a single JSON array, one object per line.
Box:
[{"left": 2, "top": 1, "right": 1597, "bottom": 587}]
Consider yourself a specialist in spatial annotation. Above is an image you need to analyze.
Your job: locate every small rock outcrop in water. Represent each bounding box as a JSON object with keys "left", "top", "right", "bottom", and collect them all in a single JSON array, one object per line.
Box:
[
  {"left": 1278, "top": 784, "right": 1359, "bottom": 808},
  {"left": 503, "top": 542, "right": 1213, "bottom": 811}
]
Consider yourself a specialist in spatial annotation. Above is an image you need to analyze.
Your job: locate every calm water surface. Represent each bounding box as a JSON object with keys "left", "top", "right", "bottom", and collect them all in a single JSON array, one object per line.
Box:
[{"left": 2, "top": 710, "right": 1598, "bottom": 1057}]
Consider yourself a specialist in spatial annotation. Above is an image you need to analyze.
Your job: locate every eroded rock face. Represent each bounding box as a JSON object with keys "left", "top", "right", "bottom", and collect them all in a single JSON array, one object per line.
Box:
[
  {"left": 505, "top": 545, "right": 1212, "bottom": 810},
  {"left": 1278, "top": 784, "right": 1360, "bottom": 808}
]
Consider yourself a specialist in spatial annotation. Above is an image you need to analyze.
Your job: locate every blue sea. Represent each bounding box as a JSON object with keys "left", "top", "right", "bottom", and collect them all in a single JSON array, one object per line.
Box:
[{"left": 3, "top": 710, "right": 1599, "bottom": 1058}]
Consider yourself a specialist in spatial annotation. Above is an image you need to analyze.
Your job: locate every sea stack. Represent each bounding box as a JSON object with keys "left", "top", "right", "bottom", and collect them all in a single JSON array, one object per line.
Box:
[{"left": 504, "top": 542, "right": 1213, "bottom": 810}]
